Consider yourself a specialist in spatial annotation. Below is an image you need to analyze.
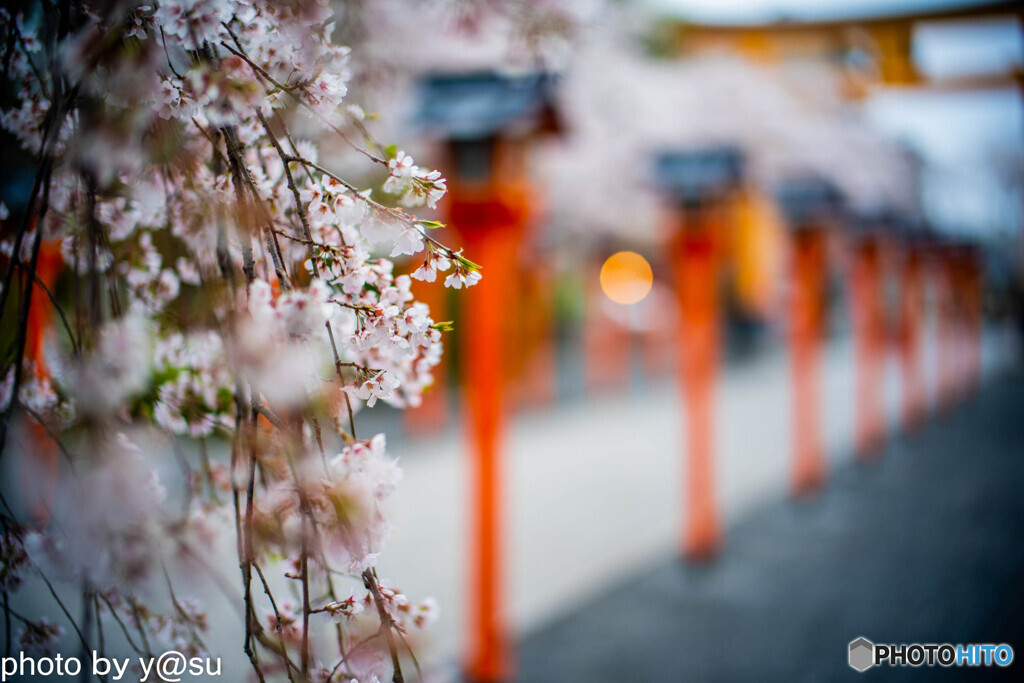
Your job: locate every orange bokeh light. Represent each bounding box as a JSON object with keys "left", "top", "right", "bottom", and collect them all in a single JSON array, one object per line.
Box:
[{"left": 600, "top": 251, "right": 653, "bottom": 305}]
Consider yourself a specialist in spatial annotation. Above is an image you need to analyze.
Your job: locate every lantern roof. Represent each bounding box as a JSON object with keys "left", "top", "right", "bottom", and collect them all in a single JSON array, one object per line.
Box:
[
  {"left": 774, "top": 176, "right": 845, "bottom": 227},
  {"left": 654, "top": 146, "right": 745, "bottom": 204},
  {"left": 414, "top": 71, "right": 561, "bottom": 141}
]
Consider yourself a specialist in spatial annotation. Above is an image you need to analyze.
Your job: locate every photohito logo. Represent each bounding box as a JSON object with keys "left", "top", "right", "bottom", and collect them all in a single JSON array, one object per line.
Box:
[
  {"left": 849, "top": 638, "right": 874, "bottom": 672},
  {"left": 848, "top": 637, "right": 1014, "bottom": 672}
]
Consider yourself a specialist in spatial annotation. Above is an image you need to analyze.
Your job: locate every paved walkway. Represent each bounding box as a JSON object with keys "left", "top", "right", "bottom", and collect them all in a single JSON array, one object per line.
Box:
[
  {"left": 517, "top": 364, "right": 1024, "bottom": 681},
  {"left": 5, "top": 329, "right": 1018, "bottom": 681},
  {"left": 377, "top": 327, "right": 1018, "bottom": 673}
]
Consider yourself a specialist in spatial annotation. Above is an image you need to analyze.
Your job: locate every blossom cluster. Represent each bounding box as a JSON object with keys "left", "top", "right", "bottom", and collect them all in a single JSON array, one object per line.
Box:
[
  {"left": 0, "top": 1, "right": 482, "bottom": 680},
  {"left": 384, "top": 151, "right": 448, "bottom": 209}
]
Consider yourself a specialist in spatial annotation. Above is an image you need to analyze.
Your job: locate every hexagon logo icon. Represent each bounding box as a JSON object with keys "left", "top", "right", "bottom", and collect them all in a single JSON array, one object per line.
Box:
[{"left": 849, "top": 637, "right": 874, "bottom": 672}]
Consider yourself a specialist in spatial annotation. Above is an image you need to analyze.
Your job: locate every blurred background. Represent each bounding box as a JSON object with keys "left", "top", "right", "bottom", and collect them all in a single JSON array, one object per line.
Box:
[
  {"left": 328, "top": 0, "right": 1024, "bottom": 680},
  {"left": 6, "top": 0, "right": 1024, "bottom": 681}
]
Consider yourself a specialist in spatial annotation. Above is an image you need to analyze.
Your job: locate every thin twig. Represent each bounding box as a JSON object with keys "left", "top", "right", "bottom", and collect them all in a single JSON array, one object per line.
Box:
[
  {"left": 252, "top": 562, "right": 296, "bottom": 683},
  {"left": 96, "top": 594, "right": 146, "bottom": 657},
  {"left": 362, "top": 568, "right": 405, "bottom": 683},
  {"left": 220, "top": 28, "right": 386, "bottom": 167},
  {"left": 258, "top": 111, "right": 358, "bottom": 439},
  {"left": 17, "top": 260, "right": 81, "bottom": 355}
]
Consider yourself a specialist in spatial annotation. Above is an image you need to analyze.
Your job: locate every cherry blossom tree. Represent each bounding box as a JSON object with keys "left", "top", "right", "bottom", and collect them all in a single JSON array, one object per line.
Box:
[{"left": 0, "top": 1, "right": 486, "bottom": 680}]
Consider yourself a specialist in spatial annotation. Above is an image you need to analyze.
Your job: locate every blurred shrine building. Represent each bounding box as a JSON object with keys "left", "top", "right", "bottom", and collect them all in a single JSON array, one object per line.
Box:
[{"left": 383, "top": 0, "right": 1023, "bottom": 416}]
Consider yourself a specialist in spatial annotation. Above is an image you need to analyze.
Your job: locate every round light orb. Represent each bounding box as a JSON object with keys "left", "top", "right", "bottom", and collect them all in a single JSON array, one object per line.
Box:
[{"left": 600, "top": 251, "right": 653, "bottom": 305}]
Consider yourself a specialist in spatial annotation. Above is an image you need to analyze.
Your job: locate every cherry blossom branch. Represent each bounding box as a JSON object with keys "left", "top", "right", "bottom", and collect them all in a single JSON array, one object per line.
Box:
[
  {"left": 323, "top": 624, "right": 395, "bottom": 683},
  {"left": 1, "top": 5, "right": 455, "bottom": 680},
  {"left": 252, "top": 399, "right": 289, "bottom": 434},
  {"left": 35, "top": 565, "right": 91, "bottom": 658},
  {"left": 2, "top": 591, "right": 10, "bottom": 658},
  {"left": 161, "top": 562, "right": 209, "bottom": 654},
  {"left": 221, "top": 125, "right": 259, "bottom": 289},
  {"left": 0, "top": 77, "right": 67, "bottom": 455},
  {"left": 16, "top": 260, "right": 81, "bottom": 356},
  {"left": 127, "top": 598, "right": 155, "bottom": 659},
  {"left": 96, "top": 594, "right": 146, "bottom": 658},
  {"left": 241, "top": 399, "right": 266, "bottom": 683},
  {"left": 257, "top": 110, "right": 358, "bottom": 439},
  {"left": 252, "top": 561, "right": 298, "bottom": 683},
  {"left": 280, "top": 155, "right": 467, "bottom": 261},
  {"left": 93, "top": 594, "right": 106, "bottom": 672},
  {"left": 18, "top": 405, "right": 77, "bottom": 472},
  {"left": 219, "top": 24, "right": 387, "bottom": 167},
  {"left": 363, "top": 568, "right": 405, "bottom": 683}
]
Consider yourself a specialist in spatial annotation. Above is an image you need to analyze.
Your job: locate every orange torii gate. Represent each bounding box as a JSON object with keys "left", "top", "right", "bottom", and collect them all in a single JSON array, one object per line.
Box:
[
  {"left": 414, "top": 72, "right": 560, "bottom": 683},
  {"left": 662, "top": 0, "right": 1024, "bottom": 295},
  {"left": 932, "top": 240, "right": 952, "bottom": 411},
  {"left": 654, "top": 147, "right": 745, "bottom": 559},
  {"left": 849, "top": 216, "right": 893, "bottom": 460},
  {"left": 14, "top": 238, "right": 64, "bottom": 523},
  {"left": 661, "top": 1, "right": 1021, "bottom": 93},
  {"left": 937, "top": 239, "right": 985, "bottom": 407},
  {"left": 775, "top": 178, "right": 845, "bottom": 495},
  {"left": 898, "top": 231, "right": 929, "bottom": 431},
  {"left": 960, "top": 243, "right": 985, "bottom": 396}
]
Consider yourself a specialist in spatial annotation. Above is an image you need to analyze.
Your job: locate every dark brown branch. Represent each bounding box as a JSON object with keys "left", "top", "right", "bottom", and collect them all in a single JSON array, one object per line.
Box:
[
  {"left": 16, "top": 260, "right": 80, "bottom": 355},
  {"left": 362, "top": 569, "right": 405, "bottom": 683},
  {"left": 220, "top": 29, "right": 386, "bottom": 167},
  {"left": 241, "top": 394, "right": 266, "bottom": 683},
  {"left": 97, "top": 594, "right": 146, "bottom": 657},
  {"left": 252, "top": 562, "right": 297, "bottom": 683},
  {"left": 258, "top": 112, "right": 358, "bottom": 439}
]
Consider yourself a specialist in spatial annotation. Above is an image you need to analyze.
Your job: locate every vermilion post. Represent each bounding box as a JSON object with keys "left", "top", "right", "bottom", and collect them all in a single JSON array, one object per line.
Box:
[
  {"left": 950, "top": 250, "right": 968, "bottom": 401},
  {"left": 23, "top": 240, "right": 63, "bottom": 522},
  {"left": 964, "top": 247, "right": 983, "bottom": 395},
  {"left": 791, "top": 228, "right": 826, "bottom": 494},
  {"left": 852, "top": 237, "right": 885, "bottom": 458},
  {"left": 899, "top": 244, "right": 926, "bottom": 430},
  {"left": 463, "top": 230, "right": 513, "bottom": 682},
  {"left": 672, "top": 206, "right": 720, "bottom": 559},
  {"left": 451, "top": 172, "right": 531, "bottom": 683},
  {"left": 936, "top": 247, "right": 958, "bottom": 412},
  {"left": 415, "top": 71, "right": 559, "bottom": 683},
  {"left": 655, "top": 147, "right": 742, "bottom": 559}
]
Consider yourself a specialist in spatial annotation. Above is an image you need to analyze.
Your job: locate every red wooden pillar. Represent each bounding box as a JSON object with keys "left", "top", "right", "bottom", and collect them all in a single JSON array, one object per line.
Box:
[
  {"left": 449, "top": 150, "right": 532, "bottom": 683},
  {"left": 950, "top": 245, "right": 982, "bottom": 399},
  {"left": 462, "top": 229, "right": 515, "bottom": 683},
  {"left": 851, "top": 237, "right": 886, "bottom": 458},
  {"left": 964, "top": 247, "right": 983, "bottom": 395},
  {"left": 456, "top": 204, "right": 522, "bottom": 683},
  {"left": 23, "top": 240, "right": 63, "bottom": 522},
  {"left": 791, "top": 228, "right": 826, "bottom": 494},
  {"left": 951, "top": 250, "right": 968, "bottom": 402},
  {"left": 935, "top": 246, "right": 958, "bottom": 412},
  {"left": 655, "top": 147, "right": 743, "bottom": 560},
  {"left": 672, "top": 206, "right": 721, "bottom": 559},
  {"left": 391, "top": 70, "right": 560, "bottom": 682},
  {"left": 945, "top": 244, "right": 984, "bottom": 402},
  {"left": 899, "top": 244, "right": 926, "bottom": 430}
]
